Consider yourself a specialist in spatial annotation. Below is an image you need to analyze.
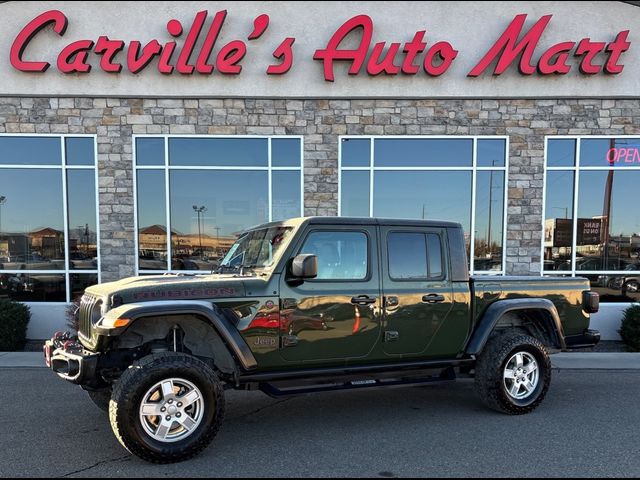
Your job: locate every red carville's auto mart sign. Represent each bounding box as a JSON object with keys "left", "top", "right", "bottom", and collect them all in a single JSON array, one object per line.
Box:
[{"left": 10, "top": 9, "right": 631, "bottom": 80}]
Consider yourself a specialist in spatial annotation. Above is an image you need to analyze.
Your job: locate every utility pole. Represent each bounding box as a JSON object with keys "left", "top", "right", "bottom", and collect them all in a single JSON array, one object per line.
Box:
[
  {"left": 602, "top": 139, "right": 615, "bottom": 269},
  {"left": 214, "top": 226, "right": 221, "bottom": 256},
  {"left": 0, "top": 195, "right": 6, "bottom": 238},
  {"left": 83, "top": 223, "right": 90, "bottom": 254},
  {"left": 192, "top": 205, "right": 207, "bottom": 259}
]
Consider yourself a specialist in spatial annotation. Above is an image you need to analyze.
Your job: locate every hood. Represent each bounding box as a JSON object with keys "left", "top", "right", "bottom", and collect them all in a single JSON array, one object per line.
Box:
[{"left": 85, "top": 273, "right": 249, "bottom": 305}]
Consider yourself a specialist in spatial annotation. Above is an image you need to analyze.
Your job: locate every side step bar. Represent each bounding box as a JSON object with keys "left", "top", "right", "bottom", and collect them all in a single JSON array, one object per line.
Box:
[
  {"left": 241, "top": 358, "right": 474, "bottom": 383},
  {"left": 259, "top": 367, "right": 457, "bottom": 398}
]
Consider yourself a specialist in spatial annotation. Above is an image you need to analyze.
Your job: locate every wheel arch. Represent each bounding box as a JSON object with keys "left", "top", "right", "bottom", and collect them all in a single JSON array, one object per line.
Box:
[
  {"left": 465, "top": 298, "right": 566, "bottom": 355},
  {"left": 104, "top": 301, "right": 258, "bottom": 373}
]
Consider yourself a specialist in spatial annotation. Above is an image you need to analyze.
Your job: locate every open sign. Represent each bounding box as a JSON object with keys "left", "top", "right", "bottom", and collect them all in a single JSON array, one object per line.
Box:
[{"left": 606, "top": 147, "right": 640, "bottom": 164}]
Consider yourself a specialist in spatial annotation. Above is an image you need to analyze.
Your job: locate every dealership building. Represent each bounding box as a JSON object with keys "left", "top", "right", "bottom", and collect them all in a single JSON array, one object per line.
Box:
[{"left": 0, "top": 1, "right": 639, "bottom": 339}]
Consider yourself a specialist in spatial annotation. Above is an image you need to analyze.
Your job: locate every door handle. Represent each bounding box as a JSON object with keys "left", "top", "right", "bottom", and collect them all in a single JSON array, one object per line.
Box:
[
  {"left": 351, "top": 295, "right": 377, "bottom": 305},
  {"left": 422, "top": 294, "right": 445, "bottom": 304}
]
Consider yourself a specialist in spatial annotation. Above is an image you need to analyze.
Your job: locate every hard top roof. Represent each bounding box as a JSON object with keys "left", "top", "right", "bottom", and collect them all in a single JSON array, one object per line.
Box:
[{"left": 246, "top": 216, "right": 462, "bottom": 232}]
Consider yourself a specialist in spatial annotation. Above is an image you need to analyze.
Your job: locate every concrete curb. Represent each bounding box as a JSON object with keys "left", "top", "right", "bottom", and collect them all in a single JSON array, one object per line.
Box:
[
  {"left": 0, "top": 352, "right": 46, "bottom": 368},
  {"left": 551, "top": 352, "right": 640, "bottom": 370},
  {"left": 1, "top": 351, "right": 640, "bottom": 369}
]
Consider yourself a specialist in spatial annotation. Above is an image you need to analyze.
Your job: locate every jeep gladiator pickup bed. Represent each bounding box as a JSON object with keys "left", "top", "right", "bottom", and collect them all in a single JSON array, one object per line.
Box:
[{"left": 44, "top": 217, "right": 600, "bottom": 463}]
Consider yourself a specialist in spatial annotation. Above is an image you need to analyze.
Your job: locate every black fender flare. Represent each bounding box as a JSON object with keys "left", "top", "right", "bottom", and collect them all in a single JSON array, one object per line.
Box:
[
  {"left": 98, "top": 300, "right": 258, "bottom": 371},
  {"left": 465, "top": 298, "right": 566, "bottom": 355}
]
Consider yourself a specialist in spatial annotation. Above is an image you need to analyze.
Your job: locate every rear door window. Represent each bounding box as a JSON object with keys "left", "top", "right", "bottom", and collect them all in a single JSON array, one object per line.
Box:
[{"left": 387, "top": 232, "right": 444, "bottom": 280}]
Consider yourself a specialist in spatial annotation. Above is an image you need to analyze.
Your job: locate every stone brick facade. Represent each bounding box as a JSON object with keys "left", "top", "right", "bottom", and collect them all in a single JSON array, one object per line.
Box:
[{"left": 1, "top": 97, "right": 639, "bottom": 281}]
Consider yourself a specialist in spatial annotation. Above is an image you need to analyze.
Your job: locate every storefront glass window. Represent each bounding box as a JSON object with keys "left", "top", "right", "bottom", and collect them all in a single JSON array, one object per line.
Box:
[
  {"left": 339, "top": 136, "right": 508, "bottom": 275},
  {"left": 544, "top": 137, "right": 640, "bottom": 302},
  {"left": 373, "top": 171, "right": 472, "bottom": 230},
  {"left": 135, "top": 136, "right": 303, "bottom": 273},
  {"left": 547, "top": 139, "right": 576, "bottom": 167},
  {"left": 272, "top": 138, "right": 301, "bottom": 167},
  {"left": 341, "top": 138, "right": 371, "bottom": 167},
  {"left": 136, "top": 138, "right": 165, "bottom": 166},
  {"left": 0, "top": 135, "right": 99, "bottom": 302},
  {"left": 169, "top": 138, "right": 268, "bottom": 167},
  {"left": 477, "top": 139, "right": 506, "bottom": 168},
  {"left": 374, "top": 138, "right": 473, "bottom": 168},
  {"left": 543, "top": 170, "right": 574, "bottom": 272},
  {"left": 272, "top": 171, "right": 302, "bottom": 221},
  {"left": 340, "top": 171, "right": 370, "bottom": 217},
  {"left": 0, "top": 137, "right": 61, "bottom": 165},
  {"left": 136, "top": 170, "right": 167, "bottom": 271},
  {"left": 65, "top": 137, "right": 96, "bottom": 166}
]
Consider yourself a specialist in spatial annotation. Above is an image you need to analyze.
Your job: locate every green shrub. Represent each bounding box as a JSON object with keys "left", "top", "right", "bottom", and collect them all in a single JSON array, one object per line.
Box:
[
  {"left": 619, "top": 305, "right": 640, "bottom": 352},
  {"left": 0, "top": 299, "right": 31, "bottom": 351}
]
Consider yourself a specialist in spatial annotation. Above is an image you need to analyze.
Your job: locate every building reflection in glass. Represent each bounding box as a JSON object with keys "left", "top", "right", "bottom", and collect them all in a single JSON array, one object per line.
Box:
[{"left": 545, "top": 138, "right": 640, "bottom": 302}]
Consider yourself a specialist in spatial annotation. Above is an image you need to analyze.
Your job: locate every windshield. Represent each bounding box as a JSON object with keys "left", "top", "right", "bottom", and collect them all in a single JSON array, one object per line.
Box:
[{"left": 219, "top": 226, "right": 294, "bottom": 270}]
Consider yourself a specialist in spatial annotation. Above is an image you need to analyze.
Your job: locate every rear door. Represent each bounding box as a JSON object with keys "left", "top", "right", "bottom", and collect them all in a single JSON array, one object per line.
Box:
[
  {"left": 380, "top": 227, "right": 455, "bottom": 357},
  {"left": 278, "top": 225, "right": 382, "bottom": 363}
]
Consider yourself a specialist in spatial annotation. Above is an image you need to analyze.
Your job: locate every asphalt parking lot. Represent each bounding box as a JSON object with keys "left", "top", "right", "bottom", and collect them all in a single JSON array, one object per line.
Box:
[{"left": 1, "top": 367, "right": 639, "bottom": 478}]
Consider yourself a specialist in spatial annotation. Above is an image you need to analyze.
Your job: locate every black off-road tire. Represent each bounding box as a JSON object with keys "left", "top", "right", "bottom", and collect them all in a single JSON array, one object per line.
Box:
[
  {"left": 475, "top": 331, "right": 551, "bottom": 415},
  {"left": 87, "top": 388, "right": 111, "bottom": 412},
  {"left": 109, "top": 352, "right": 225, "bottom": 463}
]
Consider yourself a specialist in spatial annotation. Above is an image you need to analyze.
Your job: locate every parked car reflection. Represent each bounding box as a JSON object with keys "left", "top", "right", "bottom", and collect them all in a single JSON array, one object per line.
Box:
[
  {"left": 139, "top": 250, "right": 167, "bottom": 270},
  {"left": 474, "top": 257, "right": 502, "bottom": 272},
  {"left": 70, "top": 251, "right": 98, "bottom": 269},
  {"left": 0, "top": 273, "right": 65, "bottom": 301},
  {"left": 172, "top": 256, "right": 220, "bottom": 271},
  {"left": 0, "top": 253, "right": 63, "bottom": 270}
]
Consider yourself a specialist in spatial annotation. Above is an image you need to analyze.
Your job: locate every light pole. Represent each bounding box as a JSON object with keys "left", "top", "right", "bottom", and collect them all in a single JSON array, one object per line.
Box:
[
  {"left": 0, "top": 196, "right": 6, "bottom": 237},
  {"left": 213, "top": 226, "right": 221, "bottom": 256},
  {"left": 192, "top": 205, "right": 207, "bottom": 258},
  {"left": 82, "top": 223, "right": 90, "bottom": 254}
]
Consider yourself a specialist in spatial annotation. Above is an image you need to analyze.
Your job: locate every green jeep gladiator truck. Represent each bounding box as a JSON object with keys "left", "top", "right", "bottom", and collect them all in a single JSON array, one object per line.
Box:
[{"left": 44, "top": 217, "right": 600, "bottom": 463}]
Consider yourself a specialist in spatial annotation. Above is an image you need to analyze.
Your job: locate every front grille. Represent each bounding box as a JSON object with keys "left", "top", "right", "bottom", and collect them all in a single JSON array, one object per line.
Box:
[{"left": 78, "top": 294, "right": 99, "bottom": 339}]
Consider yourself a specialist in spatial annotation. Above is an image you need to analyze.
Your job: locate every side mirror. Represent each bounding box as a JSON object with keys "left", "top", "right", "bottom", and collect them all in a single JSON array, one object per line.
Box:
[{"left": 290, "top": 254, "right": 318, "bottom": 280}]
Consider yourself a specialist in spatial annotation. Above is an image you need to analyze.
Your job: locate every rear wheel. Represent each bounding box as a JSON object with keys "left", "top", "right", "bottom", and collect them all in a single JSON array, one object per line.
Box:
[
  {"left": 109, "top": 352, "right": 225, "bottom": 463},
  {"left": 475, "top": 332, "right": 551, "bottom": 415}
]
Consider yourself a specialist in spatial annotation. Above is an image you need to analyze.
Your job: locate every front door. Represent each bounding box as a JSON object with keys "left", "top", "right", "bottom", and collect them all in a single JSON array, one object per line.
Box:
[
  {"left": 380, "top": 227, "right": 454, "bottom": 357},
  {"left": 279, "top": 226, "right": 381, "bottom": 363}
]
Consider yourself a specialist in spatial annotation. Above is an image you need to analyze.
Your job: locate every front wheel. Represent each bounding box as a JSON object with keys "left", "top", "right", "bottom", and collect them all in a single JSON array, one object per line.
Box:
[
  {"left": 109, "top": 352, "right": 225, "bottom": 463},
  {"left": 474, "top": 332, "right": 551, "bottom": 415}
]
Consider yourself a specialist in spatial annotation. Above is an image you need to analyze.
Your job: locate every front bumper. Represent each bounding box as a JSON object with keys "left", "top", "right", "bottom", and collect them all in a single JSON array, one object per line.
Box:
[
  {"left": 43, "top": 334, "right": 100, "bottom": 385},
  {"left": 564, "top": 329, "right": 601, "bottom": 349}
]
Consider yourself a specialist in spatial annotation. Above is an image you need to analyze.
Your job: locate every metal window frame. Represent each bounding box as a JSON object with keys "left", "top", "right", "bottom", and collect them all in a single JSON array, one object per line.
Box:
[
  {"left": 542, "top": 135, "right": 640, "bottom": 278},
  {"left": 132, "top": 134, "right": 305, "bottom": 275},
  {"left": 0, "top": 133, "right": 101, "bottom": 303},
  {"left": 338, "top": 135, "right": 509, "bottom": 276}
]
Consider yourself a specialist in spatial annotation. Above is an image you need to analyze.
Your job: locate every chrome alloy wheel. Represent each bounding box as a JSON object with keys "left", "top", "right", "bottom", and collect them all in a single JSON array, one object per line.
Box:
[
  {"left": 503, "top": 352, "right": 539, "bottom": 400},
  {"left": 138, "top": 378, "right": 204, "bottom": 443}
]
